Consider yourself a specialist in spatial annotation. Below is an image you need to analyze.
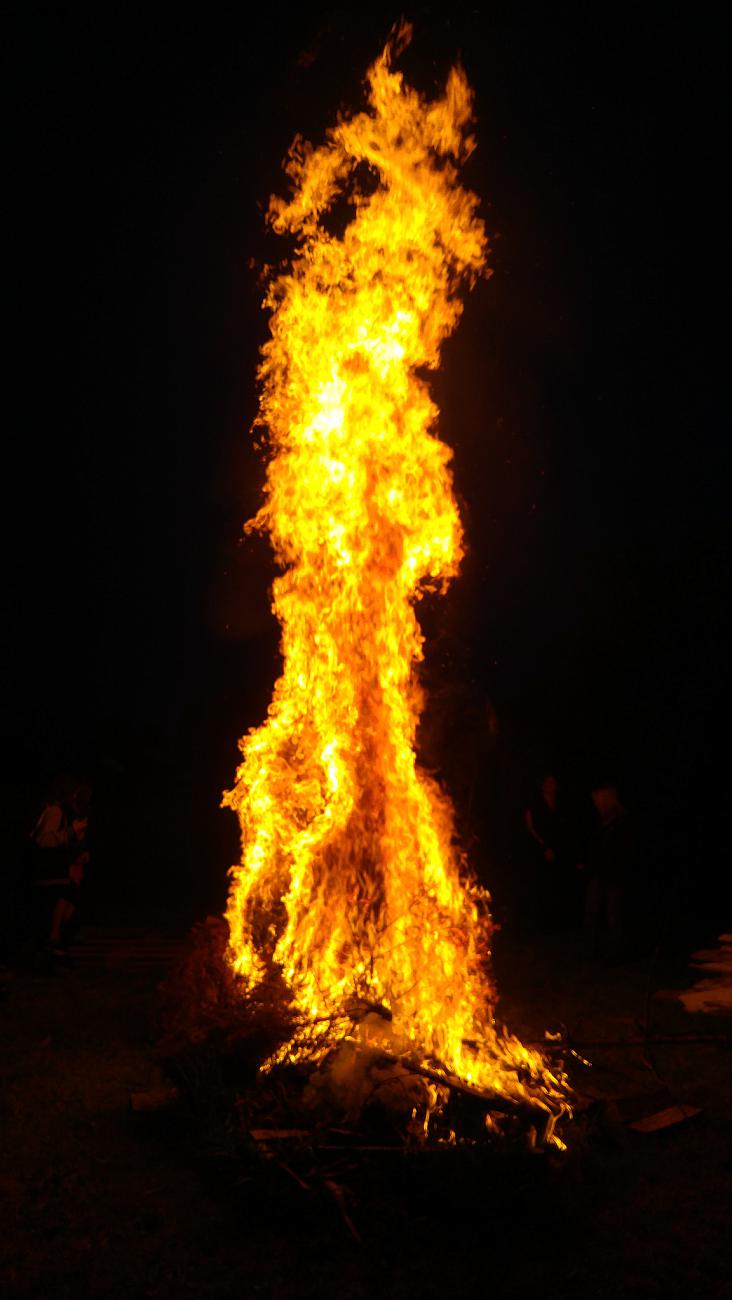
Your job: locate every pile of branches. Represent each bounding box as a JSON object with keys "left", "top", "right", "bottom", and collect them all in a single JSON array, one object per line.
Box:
[
  {"left": 154, "top": 918, "right": 560, "bottom": 1144},
  {"left": 146, "top": 918, "right": 576, "bottom": 1238},
  {"left": 155, "top": 915, "right": 294, "bottom": 1066}
]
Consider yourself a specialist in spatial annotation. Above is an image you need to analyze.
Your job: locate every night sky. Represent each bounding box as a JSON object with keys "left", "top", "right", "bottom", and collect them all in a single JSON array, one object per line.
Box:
[{"left": 5, "top": 7, "right": 728, "bottom": 922}]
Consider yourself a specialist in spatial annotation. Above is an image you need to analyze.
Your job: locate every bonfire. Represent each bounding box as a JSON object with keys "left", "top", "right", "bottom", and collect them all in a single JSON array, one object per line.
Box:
[{"left": 220, "top": 24, "right": 570, "bottom": 1148}]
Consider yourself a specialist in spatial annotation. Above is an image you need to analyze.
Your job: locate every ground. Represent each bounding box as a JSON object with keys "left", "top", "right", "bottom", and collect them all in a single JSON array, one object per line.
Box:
[{"left": 1, "top": 923, "right": 730, "bottom": 1299}]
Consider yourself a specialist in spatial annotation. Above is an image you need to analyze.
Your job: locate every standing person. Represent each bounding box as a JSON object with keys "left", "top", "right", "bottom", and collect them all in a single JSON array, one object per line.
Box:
[
  {"left": 524, "top": 774, "right": 575, "bottom": 930},
  {"left": 525, "top": 774, "right": 563, "bottom": 864},
  {"left": 29, "top": 775, "right": 90, "bottom": 959},
  {"left": 583, "top": 781, "right": 634, "bottom": 960}
]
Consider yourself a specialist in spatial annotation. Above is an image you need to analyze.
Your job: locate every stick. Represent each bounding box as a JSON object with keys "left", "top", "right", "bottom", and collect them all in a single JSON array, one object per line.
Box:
[{"left": 376, "top": 1050, "right": 554, "bottom": 1127}]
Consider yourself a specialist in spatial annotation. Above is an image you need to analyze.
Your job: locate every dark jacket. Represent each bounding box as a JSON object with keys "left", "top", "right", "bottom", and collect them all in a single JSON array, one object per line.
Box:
[{"left": 587, "top": 809, "right": 634, "bottom": 887}]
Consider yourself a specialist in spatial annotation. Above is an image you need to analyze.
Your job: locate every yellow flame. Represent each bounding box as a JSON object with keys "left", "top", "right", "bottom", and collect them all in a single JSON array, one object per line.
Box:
[{"left": 224, "top": 27, "right": 569, "bottom": 1125}]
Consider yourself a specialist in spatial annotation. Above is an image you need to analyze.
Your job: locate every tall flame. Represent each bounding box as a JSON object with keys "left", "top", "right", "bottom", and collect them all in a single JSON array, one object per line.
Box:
[{"left": 225, "top": 28, "right": 568, "bottom": 1125}]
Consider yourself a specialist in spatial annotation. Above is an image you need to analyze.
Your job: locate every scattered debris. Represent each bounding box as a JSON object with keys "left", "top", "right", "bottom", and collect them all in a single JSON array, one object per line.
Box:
[
  {"left": 129, "top": 1083, "right": 180, "bottom": 1113},
  {"left": 656, "top": 935, "right": 732, "bottom": 1015},
  {"left": 606, "top": 1087, "right": 703, "bottom": 1135},
  {"left": 626, "top": 1104, "right": 702, "bottom": 1134}
]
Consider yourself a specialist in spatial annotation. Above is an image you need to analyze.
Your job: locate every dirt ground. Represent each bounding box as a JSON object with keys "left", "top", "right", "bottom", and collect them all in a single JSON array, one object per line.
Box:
[{"left": 1, "top": 926, "right": 730, "bottom": 1299}]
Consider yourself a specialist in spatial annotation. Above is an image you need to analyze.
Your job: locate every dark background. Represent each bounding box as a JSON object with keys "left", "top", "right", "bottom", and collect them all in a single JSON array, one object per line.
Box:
[{"left": 4, "top": 5, "right": 728, "bottom": 933}]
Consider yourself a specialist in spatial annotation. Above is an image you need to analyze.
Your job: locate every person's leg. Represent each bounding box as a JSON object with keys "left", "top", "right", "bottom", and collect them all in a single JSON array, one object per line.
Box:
[
  {"left": 606, "top": 886, "right": 625, "bottom": 962},
  {"left": 49, "top": 898, "right": 75, "bottom": 947},
  {"left": 584, "top": 876, "right": 601, "bottom": 957}
]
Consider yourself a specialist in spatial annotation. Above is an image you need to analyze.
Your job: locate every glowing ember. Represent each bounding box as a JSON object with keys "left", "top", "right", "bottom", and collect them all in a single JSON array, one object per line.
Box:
[{"left": 224, "top": 24, "right": 569, "bottom": 1138}]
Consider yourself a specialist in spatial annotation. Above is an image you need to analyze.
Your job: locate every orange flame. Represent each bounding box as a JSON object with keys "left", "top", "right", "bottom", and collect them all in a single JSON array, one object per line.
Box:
[{"left": 224, "top": 27, "right": 569, "bottom": 1134}]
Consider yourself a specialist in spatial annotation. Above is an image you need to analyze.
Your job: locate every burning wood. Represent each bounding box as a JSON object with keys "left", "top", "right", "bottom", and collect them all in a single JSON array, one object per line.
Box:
[{"left": 221, "top": 24, "right": 570, "bottom": 1145}]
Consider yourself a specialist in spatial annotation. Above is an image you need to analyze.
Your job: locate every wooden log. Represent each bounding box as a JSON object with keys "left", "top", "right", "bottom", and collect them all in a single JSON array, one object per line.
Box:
[{"left": 375, "top": 1050, "right": 557, "bottom": 1135}]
